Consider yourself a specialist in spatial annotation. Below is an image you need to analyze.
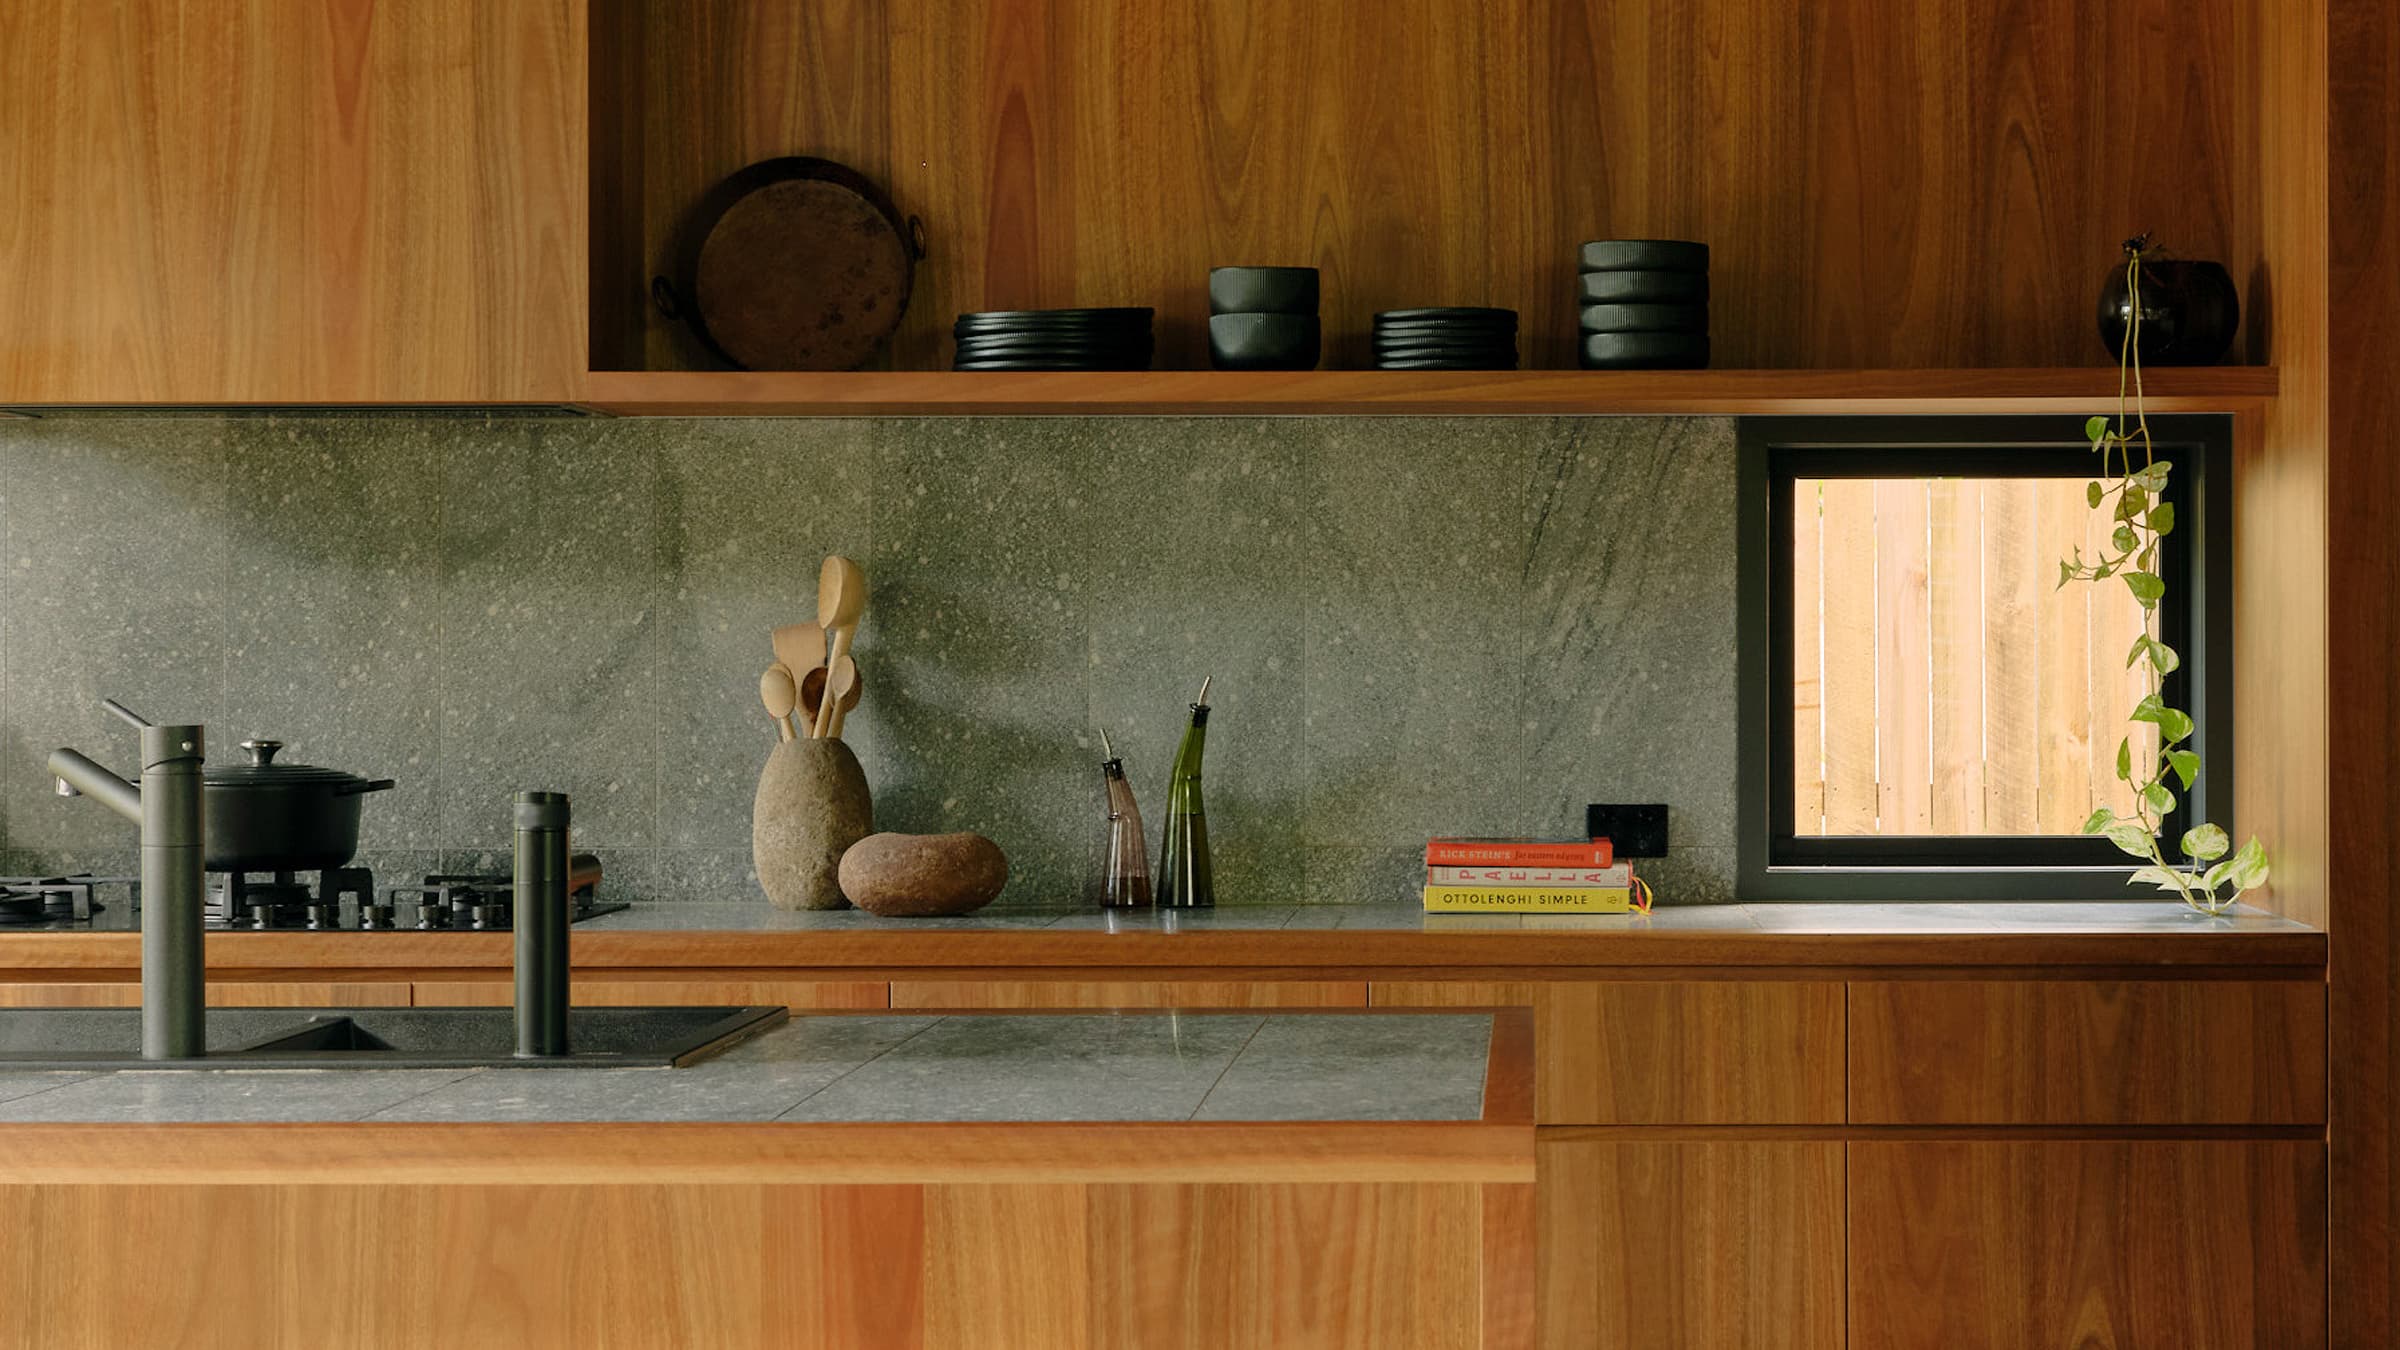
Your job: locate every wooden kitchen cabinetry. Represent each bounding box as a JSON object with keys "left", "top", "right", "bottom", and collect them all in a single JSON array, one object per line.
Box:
[
  {"left": 1538, "top": 1138, "right": 1844, "bottom": 1350},
  {"left": 0, "top": 0, "right": 586, "bottom": 403},
  {"left": 0, "top": 978, "right": 410, "bottom": 1008},
  {"left": 1847, "top": 1140, "right": 2327, "bottom": 1350},
  {"left": 889, "top": 979, "right": 1367, "bottom": 1010},
  {"left": 412, "top": 974, "right": 887, "bottom": 1009}
]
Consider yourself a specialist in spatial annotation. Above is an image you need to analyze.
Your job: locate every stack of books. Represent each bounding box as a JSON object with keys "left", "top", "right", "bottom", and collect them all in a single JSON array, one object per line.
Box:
[{"left": 1420, "top": 838, "right": 1642, "bottom": 913}]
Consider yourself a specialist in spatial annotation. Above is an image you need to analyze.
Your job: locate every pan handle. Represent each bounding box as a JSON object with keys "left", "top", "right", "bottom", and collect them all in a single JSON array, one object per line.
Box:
[
  {"left": 335, "top": 778, "right": 398, "bottom": 797},
  {"left": 906, "top": 215, "right": 928, "bottom": 260},
  {"left": 651, "top": 275, "right": 684, "bottom": 320}
]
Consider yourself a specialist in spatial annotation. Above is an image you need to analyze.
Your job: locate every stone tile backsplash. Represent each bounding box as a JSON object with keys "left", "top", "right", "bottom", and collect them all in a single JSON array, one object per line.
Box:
[{"left": 0, "top": 413, "right": 1736, "bottom": 906}]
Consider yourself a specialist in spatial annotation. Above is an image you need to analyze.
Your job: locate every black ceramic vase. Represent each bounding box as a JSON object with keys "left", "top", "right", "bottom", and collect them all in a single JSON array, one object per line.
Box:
[{"left": 2096, "top": 239, "right": 2240, "bottom": 366}]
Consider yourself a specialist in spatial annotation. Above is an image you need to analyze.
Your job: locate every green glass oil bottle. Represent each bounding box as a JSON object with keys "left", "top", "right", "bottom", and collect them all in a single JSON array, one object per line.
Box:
[{"left": 1154, "top": 676, "right": 1215, "bottom": 908}]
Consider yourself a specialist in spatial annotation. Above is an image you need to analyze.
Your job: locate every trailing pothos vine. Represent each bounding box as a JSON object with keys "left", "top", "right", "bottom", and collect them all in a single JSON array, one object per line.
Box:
[{"left": 2060, "top": 235, "right": 2267, "bottom": 914}]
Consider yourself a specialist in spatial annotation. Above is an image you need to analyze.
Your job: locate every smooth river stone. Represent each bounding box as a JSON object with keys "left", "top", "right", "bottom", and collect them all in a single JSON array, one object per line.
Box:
[
  {"left": 839, "top": 832, "right": 1009, "bottom": 917},
  {"left": 753, "top": 739, "right": 874, "bottom": 911}
]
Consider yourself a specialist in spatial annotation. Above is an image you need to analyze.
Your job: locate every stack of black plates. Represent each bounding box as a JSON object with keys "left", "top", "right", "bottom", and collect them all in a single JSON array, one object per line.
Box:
[
  {"left": 1577, "top": 241, "right": 1709, "bottom": 369},
  {"left": 952, "top": 308, "right": 1155, "bottom": 370},
  {"left": 1372, "top": 308, "right": 1519, "bottom": 370}
]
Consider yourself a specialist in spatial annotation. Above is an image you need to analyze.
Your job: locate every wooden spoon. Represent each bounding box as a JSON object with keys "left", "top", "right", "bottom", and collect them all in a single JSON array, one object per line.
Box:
[
  {"left": 820, "top": 653, "right": 862, "bottom": 740},
  {"left": 770, "top": 622, "right": 825, "bottom": 681},
  {"left": 811, "top": 556, "right": 867, "bottom": 737},
  {"left": 758, "top": 664, "right": 798, "bottom": 742},
  {"left": 798, "top": 655, "right": 862, "bottom": 729}
]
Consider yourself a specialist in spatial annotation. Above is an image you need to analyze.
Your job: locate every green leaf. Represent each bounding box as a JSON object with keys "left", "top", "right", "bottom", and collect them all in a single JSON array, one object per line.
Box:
[
  {"left": 2087, "top": 480, "right": 2105, "bottom": 508},
  {"left": 2181, "top": 823, "right": 2230, "bottom": 861},
  {"left": 2167, "top": 749, "right": 2200, "bottom": 789},
  {"left": 2129, "top": 865, "right": 2188, "bottom": 893},
  {"left": 2143, "top": 782, "right": 2175, "bottom": 816},
  {"left": 2130, "top": 694, "right": 2168, "bottom": 725},
  {"left": 2116, "top": 738, "right": 2133, "bottom": 782},
  {"left": 2148, "top": 639, "right": 2180, "bottom": 675},
  {"left": 2224, "top": 837, "right": 2269, "bottom": 891},
  {"left": 2085, "top": 416, "right": 2109, "bottom": 443},
  {"left": 2158, "top": 706, "right": 2194, "bottom": 743},
  {"left": 2126, "top": 634, "right": 2152, "bottom": 669},
  {"left": 2081, "top": 808, "right": 2116, "bottom": 835},
  {"left": 2124, "top": 571, "right": 2166, "bottom": 604},
  {"left": 2134, "top": 460, "right": 2173, "bottom": 493},
  {"left": 2056, "top": 559, "right": 2073, "bottom": 590},
  {"left": 2103, "top": 823, "right": 2157, "bottom": 857},
  {"left": 2148, "top": 502, "right": 2175, "bottom": 536},
  {"left": 2111, "top": 524, "right": 2138, "bottom": 553}
]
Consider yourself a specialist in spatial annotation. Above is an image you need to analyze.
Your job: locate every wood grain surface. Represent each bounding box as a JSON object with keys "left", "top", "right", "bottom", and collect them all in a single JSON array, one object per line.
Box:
[
  {"left": 1538, "top": 1138, "right": 1844, "bottom": 1350},
  {"left": 1847, "top": 1140, "right": 2328, "bottom": 1350},
  {"left": 890, "top": 978, "right": 1367, "bottom": 1009},
  {"left": 0, "top": 923, "right": 2324, "bottom": 974},
  {"left": 597, "top": 0, "right": 2263, "bottom": 375},
  {"left": 412, "top": 975, "right": 890, "bottom": 1009},
  {"left": 577, "top": 365, "right": 2279, "bottom": 415},
  {"left": 1848, "top": 980, "right": 2328, "bottom": 1124},
  {"left": 0, "top": 1177, "right": 1514, "bottom": 1349},
  {"left": 0, "top": 1121, "right": 1534, "bottom": 1187},
  {"left": 0, "top": 0, "right": 586, "bottom": 402},
  {"left": 1372, "top": 980, "right": 1845, "bottom": 1123},
  {"left": 2324, "top": 0, "right": 2395, "bottom": 1344}
]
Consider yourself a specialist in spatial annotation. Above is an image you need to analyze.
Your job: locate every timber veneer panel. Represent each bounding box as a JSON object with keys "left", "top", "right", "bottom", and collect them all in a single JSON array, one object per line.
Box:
[
  {"left": 1848, "top": 980, "right": 2326, "bottom": 1124},
  {"left": 0, "top": 1178, "right": 1510, "bottom": 1349},
  {"left": 1537, "top": 1138, "right": 1843, "bottom": 1350},
  {"left": 0, "top": 980, "right": 410, "bottom": 1009},
  {"left": 601, "top": 0, "right": 2260, "bottom": 374},
  {"left": 890, "top": 980, "right": 1367, "bottom": 1010},
  {"left": 0, "top": 0, "right": 585, "bottom": 402},
  {"left": 1848, "top": 1141, "right": 2327, "bottom": 1350},
  {"left": 1372, "top": 980, "right": 1844, "bottom": 1123},
  {"left": 411, "top": 976, "right": 888, "bottom": 1009}
]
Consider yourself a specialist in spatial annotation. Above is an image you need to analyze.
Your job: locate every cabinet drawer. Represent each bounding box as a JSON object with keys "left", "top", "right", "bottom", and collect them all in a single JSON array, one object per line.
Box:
[
  {"left": 1375, "top": 980, "right": 1844, "bottom": 1124},
  {"left": 1848, "top": 981, "right": 2325, "bottom": 1124}
]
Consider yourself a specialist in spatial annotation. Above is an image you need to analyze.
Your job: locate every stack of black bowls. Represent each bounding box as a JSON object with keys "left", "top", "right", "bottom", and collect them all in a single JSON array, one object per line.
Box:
[
  {"left": 1208, "top": 267, "right": 1321, "bottom": 370},
  {"left": 1577, "top": 241, "right": 1709, "bottom": 369},
  {"left": 1372, "top": 307, "right": 1519, "bottom": 370},
  {"left": 952, "top": 308, "right": 1155, "bottom": 370}
]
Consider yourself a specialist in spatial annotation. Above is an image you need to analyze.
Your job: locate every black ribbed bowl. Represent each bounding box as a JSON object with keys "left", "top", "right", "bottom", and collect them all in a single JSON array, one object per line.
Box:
[{"left": 1209, "top": 313, "right": 1321, "bottom": 370}]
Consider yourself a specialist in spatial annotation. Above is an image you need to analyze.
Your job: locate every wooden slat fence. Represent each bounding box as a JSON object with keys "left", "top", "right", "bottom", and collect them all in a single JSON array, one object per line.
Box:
[{"left": 1792, "top": 477, "right": 2156, "bottom": 836}]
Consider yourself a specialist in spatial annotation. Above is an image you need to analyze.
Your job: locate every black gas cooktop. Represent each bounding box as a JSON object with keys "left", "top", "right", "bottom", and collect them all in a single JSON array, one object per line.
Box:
[{"left": 0, "top": 857, "right": 626, "bottom": 933}]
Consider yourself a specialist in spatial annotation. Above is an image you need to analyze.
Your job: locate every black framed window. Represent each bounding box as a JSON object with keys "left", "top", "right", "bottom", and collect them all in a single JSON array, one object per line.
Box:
[{"left": 1736, "top": 416, "right": 2233, "bottom": 901}]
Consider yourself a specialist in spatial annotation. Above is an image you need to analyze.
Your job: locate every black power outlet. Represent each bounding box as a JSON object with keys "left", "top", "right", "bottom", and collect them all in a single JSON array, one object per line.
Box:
[{"left": 1585, "top": 804, "right": 1669, "bottom": 858}]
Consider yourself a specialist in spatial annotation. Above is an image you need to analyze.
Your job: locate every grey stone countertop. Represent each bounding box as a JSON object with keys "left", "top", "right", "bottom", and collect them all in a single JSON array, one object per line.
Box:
[
  {"left": 575, "top": 897, "right": 2315, "bottom": 935},
  {"left": 0, "top": 1011, "right": 1493, "bottom": 1125}
]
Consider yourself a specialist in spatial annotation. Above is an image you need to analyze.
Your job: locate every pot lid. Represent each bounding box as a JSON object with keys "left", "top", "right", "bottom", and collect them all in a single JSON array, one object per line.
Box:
[{"left": 202, "top": 739, "right": 374, "bottom": 788}]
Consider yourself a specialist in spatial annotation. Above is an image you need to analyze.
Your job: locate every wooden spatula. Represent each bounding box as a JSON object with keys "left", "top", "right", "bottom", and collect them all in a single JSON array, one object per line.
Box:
[
  {"left": 811, "top": 556, "right": 867, "bottom": 737},
  {"left": 771, "top": 622, "right": 826, "bottom": 682}
]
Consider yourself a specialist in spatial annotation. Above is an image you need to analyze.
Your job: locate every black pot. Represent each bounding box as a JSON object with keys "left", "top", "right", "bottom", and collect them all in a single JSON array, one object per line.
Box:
[
  {"left": 202, "top": 740, "right": 395, "bottom": 873},
  {"left": 2096, "top": 246, "right": 2240, "bottom": 366}
]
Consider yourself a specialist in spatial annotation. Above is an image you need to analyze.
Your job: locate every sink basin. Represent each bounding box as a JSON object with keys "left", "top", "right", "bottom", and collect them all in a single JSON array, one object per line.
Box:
[{"left": 0, "top": 1005, "right": 788, "bottom": 1070}]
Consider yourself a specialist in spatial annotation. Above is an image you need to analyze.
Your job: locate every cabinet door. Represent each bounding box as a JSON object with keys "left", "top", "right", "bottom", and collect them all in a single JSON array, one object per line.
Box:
[
  {"left": 889, "top": 981, "right": 1369, "bottom": 1010},
  {"left": 413, "top": 977, "right": 888, "bottom": 1009},
  {"left": 0, "top": 0, "right": 584, "bottom": 402},
  {"left": 1848, "top": 1141, "right": 2326, "bottom": 1349},
  {"left": 1538, "top": 1137, "right": 1844, "bottom": 1350},
  {"left": 1374, "top": 980, "right": 1844, "bottom": 1124}
]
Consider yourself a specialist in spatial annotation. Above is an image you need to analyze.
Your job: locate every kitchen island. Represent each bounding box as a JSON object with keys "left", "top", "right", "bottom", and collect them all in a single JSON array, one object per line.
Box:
[{"left": 0, "top": 1009, "right": 1533, "bottom": 1349}]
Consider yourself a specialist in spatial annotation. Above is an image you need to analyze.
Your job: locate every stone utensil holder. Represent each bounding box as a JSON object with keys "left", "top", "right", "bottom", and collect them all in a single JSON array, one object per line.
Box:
[{"left": 752, "top": 738, "right": 873, "bottom": 911}]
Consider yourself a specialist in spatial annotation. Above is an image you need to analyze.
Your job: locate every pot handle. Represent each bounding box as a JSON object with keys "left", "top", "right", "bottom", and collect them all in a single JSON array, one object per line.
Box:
[
  {"left": 336, "top": 778, "right": 398, "bottom": 797},
  {"left": 651, "top": 275, "right": 684, "bottom": 320}
]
